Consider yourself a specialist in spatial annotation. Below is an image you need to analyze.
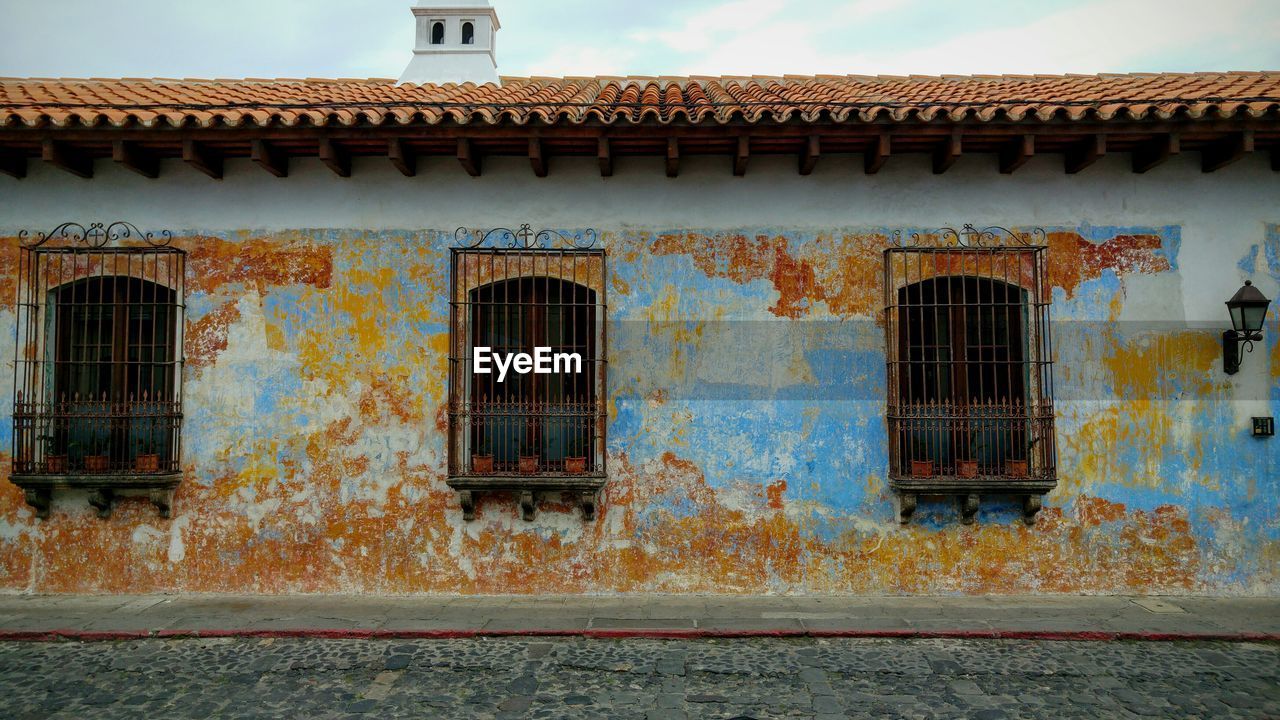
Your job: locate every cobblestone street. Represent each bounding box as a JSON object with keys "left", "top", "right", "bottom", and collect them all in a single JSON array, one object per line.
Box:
[{"left": 2, "top": 637, "right": 1277, "bottom": 719}]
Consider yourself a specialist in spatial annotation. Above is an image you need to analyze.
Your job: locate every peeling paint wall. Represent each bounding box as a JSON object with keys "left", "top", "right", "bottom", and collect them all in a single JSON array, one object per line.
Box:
[{"left": 0, "top": 152, "right": 1276, "bottom": 594}]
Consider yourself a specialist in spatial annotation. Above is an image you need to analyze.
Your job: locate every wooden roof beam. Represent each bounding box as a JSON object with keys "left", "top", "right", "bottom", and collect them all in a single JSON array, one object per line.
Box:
[
  {"left": 734, "top": 136, "right": 750, "bottom": 176},
  {"left": 799, "top": 135, "right": 820, "bottom": 176},
  {"left": 251, "top": 139, "right": 288, "bottom": 177},
  {"left": 1133, "top": 133, "right": 1178, "bottom": 173},
  {"left": 666, "top": 138, "right": 679, "bottom": 178},
  {"left": 183, "top": 139, "right": 222, "bottom": 179},
  {"left": 0, "top": 152, "right": 26, "bottom": 179},
  {"left": 999, "top": 134, "right": 1034, "bottom": 174},
  {"left": 1202, "top": 130, "right": 1253, "bottom": 173},
  {"left": 112, "top": 140, "right": 158, "bottom": 179},
  {"left": 1065, "top": 134, "right": 1106, "bottom": 174},
  {"left": 865, "top": 133, "right": 890, "bottom": 174},
  {"left": 529, "top": 138, "right": 547, "bottom": 177},
  {"left": 318, "top": 138, "right": 350, "bottom": 177},
  {"left": 42, "top": 140, "right": 92, "bottom": 178},
  {"left": 932, "top": 131, "right": 961, "bottom": 174},
  {"left": 388, "top": 138, "right": 415, "bottom": 177},
  {"left": 598, "top": 137, "right": 613, "bottom": 177},
  {"left": 457, "top": 138, "right": 480, "bottom": 177}
]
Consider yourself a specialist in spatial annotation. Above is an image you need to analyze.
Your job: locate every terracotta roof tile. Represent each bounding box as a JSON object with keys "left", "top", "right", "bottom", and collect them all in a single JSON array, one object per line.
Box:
[{"left": 0, "top": 72, "right": 1277, "bottom": 129}]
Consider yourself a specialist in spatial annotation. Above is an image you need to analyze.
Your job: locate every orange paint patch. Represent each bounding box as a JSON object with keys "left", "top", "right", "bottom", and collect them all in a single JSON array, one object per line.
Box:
[
  {"left": 183, "top": 235, "right": 333, "bottom": 294},
  {"left": 765, "top": 479, "right": 787, "bottom": 509},
  {"left": 185, "top": 300, "right": 242, "bottom": 370},
  {"left": 0, "top": 240, "right": 20, "bottom": 311},
  {"left": 1076, "top": 496, "right": 1127, "bottom": 525},
  {"left": 1048, "top": 231, "right": 1170, "bottom": 298}
]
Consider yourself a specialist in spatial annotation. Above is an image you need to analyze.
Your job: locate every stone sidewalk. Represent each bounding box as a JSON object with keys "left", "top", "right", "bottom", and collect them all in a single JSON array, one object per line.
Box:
[{"left": 0, "top": 594, "right": 1276, "bottom": 641}]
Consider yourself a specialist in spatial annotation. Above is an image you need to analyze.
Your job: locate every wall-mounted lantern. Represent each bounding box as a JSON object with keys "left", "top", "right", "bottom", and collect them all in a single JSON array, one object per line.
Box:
[{"left": 1223, "top": 280, "right": 1271, "bottom": 375}]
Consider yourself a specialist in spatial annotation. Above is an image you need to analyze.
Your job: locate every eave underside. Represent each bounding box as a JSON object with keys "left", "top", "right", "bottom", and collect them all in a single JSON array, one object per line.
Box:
[{"left": 0, "top": 118, "right": 1277, "bottom": 179}]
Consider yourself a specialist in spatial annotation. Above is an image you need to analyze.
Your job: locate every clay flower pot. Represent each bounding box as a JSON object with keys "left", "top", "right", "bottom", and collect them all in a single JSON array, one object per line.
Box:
[
  {"left": 471, "top": 454, "right": 494, "bottom": 474},
  {"left": 956, "top": 459, "right": 980, "bottom": 478},
  {"left": 564, "top": 456, "right": 587, "bottom": 474},
  {"left": 135, "top": 453, "right": 160, "bottom": 473},
  {"left": 518, "top": 455, "right": 540, "bottom": 474},
  {"left": 83, "top": 455, "right": 110, "bottom": 473},
  {"left": 1005, "top": 459, "right": 1029, "bottom": 477},
  {"left": 44, "top": 455, "right": 68, "bottom": 474},
  {"left": 910, "top": 460, "right": 934, "bottom": 477}
]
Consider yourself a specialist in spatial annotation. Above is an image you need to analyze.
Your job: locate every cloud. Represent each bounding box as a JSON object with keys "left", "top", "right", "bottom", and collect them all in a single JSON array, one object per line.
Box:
[
  {"left": 524, "top": 0, "right": 1280, "bottom": 76},
  {"left": 854, "top": 0, "right": 1280, "bottom": 75},
  {"left": 0, "top": 0, "right": 1276, "bottom": 80}
]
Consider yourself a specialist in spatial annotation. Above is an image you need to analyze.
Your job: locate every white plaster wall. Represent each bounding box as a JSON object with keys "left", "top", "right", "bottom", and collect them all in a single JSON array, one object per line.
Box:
[{"left": 1, "top": 149, "right": 1276, "bottom": 333}]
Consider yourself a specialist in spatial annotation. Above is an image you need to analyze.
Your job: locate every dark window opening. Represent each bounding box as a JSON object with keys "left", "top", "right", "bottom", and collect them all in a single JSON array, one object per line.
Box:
[
  {"left": 462, "top": 21, "right": 475, "bottom": 45},
  {"left": 469, "top": 278, "right": 595, "bottom": 471},
  {"left": 431, "top": 21, "right": 445, "bottom": 45},
  {"left": 895, "top": 276, "right": 1028, "bottom": 473},
  {"left": 898, "top": 276, "right": 1027, "bottom": 407}
]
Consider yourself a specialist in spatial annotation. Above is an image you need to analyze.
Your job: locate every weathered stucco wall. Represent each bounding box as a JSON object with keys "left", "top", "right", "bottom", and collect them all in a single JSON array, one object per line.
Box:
[{"left": 0, "top": 152, "right": 1276, "bottom": 594}]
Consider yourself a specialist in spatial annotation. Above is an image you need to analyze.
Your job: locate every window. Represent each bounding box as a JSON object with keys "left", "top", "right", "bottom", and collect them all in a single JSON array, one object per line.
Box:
[
  {"left": 461, "top": 21, "right": 475, "bottom": 45},
  {"left": 11, "top": 225, "right": 185, "bottom": 518},
  {"left": 883, "top": 226, "right": 1056, "bottom": 524},
  {"left": 447, "top": 233, "right": 607, "bottom": 521},
  {"left": 431, "top": 21, "right": 445, "bottom": 45}
]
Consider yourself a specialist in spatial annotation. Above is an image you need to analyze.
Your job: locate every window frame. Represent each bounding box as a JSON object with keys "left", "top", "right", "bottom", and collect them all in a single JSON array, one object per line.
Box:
[
  {"left": 448, "top": 238, "right": 606, "bottom": 479},
  {"left": 882, "top": 226, "right": 1056, "bottom": 524},
  {"left": 10, "top": 223, "right": 186, "bottom": 519}
]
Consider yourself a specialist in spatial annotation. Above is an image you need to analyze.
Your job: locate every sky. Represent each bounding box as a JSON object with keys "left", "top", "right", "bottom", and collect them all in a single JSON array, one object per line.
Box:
[{"left": 1, "top": 0, "right": 1277, "bottom": 79}]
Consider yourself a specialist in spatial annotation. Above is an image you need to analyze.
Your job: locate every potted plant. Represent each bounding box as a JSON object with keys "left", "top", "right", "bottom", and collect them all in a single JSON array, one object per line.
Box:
[
  {"left": 1006, "top": 436, "right": 1037, "bottom": 477},
  {"left": 908, "top": 432, "right": 934, "bottom": 476},
  {"left": 69, "top": 399, "right": 110, "bottom": 473},
  {"left": 83, "top": 451, "right": 110, "bottom": 474},
  {"left": 134, "top": 433, "right": 161, "bottom": 474},
  {"left": 955, "top": 424, "right": 987, "bottom": 478},
  {"left": 471, "top": 436, "right": 494, "bottom": 474},
  {"left": 131, "top": 399, "right": 163, "bottom": 473},
  {"left": 39, "top": 434, "right": 66, "bottom": 474},
  {"left": 564, "top": 433, "right": 587, "bottom": 474},
  {"left": 518, "top": 437, "right": 540, "bottom": 475}
]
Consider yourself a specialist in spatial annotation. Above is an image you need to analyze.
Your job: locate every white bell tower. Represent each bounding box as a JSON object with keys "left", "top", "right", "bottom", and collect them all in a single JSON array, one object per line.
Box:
[{"left": 398, "top": 0, "right": 500, "bottom": 86}]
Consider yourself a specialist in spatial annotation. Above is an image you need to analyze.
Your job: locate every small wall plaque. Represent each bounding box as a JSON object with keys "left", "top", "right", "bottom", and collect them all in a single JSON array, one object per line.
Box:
[{"left": 1253, "top": 417, "right": 1275, "bottom": 437}]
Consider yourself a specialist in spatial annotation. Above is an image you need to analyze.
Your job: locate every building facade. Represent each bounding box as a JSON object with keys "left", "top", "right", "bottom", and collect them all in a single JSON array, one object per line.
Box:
[{"left": 0, "top": 68, "right": 1277, "bottom": 595}]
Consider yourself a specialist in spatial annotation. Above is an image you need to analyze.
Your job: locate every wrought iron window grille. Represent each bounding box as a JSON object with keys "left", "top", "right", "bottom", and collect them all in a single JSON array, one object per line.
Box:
[
  {"left": 884, "top": 224, "right": 1056, "bottom": 525},
  {"left": 11, "top": 222, "right": 186, "bottom": 519},
  {"left": 447, "top": 225, "right": 607, "bottom": 521}
]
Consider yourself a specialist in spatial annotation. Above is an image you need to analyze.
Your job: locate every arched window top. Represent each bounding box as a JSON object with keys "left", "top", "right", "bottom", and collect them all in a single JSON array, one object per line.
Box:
[
  {"left": 470, "top": 275, "right": 596, "bottom": 305},
  {"left": 431, "top": 21, "right": 445, "bottom": 45},
  {"left": 53, "top": 273, "right": 178, "bottom": 300},
  {"left": 462, "top": 21, "right": 475, "bottom": 45}
]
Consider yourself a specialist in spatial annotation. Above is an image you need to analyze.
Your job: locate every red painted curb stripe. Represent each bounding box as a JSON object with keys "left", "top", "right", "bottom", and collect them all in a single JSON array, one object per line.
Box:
[{"left": 0, "top": 628, "right": 1276, "bottom": 643}]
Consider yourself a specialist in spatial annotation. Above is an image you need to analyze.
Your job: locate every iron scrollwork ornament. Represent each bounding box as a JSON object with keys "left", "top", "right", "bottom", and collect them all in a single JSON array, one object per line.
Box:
[
  {"left": 890, "top": 224, "right": 1047, "bottom": 248},
  {"left": 453, "top": 224, "right": 599, "bottom": 250},
  {"left": 18, "top": 221, "right": 174, "bottom": 249}
]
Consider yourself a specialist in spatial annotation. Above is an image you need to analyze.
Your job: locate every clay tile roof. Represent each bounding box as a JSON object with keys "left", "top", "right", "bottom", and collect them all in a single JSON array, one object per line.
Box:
[{"left": 0, "top": 72, "right": 1277, "bottom": 129}]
